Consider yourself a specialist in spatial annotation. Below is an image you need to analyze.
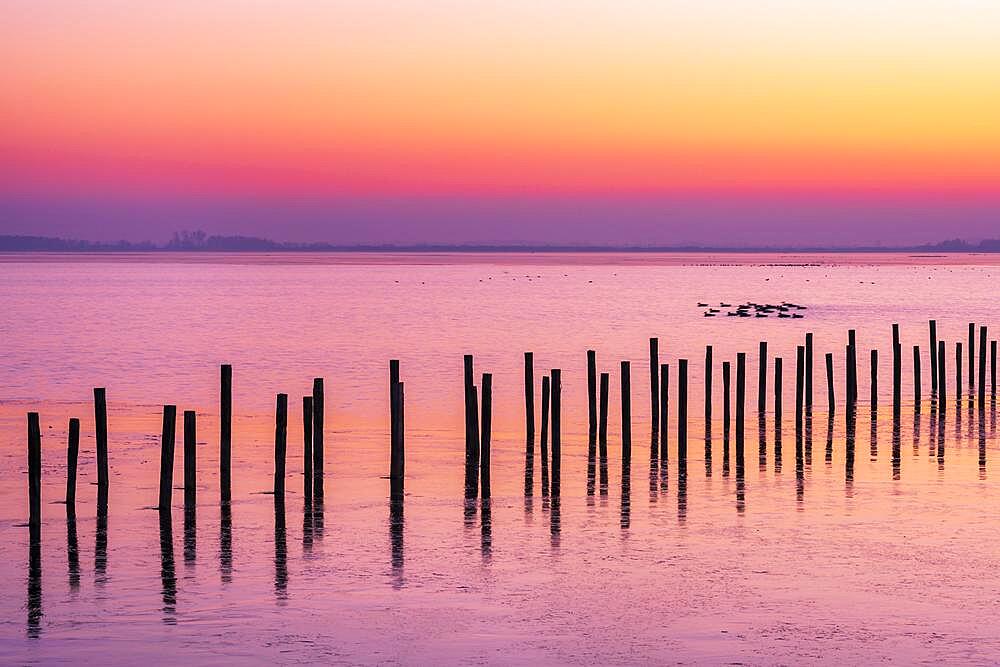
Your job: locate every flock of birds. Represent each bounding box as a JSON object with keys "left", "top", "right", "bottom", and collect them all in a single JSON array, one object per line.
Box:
[{"left": 699, "top": 301, "right": 807, "bottom": 318}]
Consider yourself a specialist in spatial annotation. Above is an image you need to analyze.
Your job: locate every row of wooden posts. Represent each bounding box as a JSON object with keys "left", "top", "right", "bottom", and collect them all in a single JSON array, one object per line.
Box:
[{"left": 25, "top": 321, "right": 999, "bottom": 532}]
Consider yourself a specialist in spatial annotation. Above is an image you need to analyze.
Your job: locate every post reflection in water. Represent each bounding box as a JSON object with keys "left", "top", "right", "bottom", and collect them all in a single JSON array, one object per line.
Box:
[
  {"left": 979, "top": 405, "right": 988, "bottom": 478},
  {"left": 804, "top": 409, "right": 813, "bottom": 468},
  {"left": 824, "top": 413, "right": 833, "bottom": 466},
  {"left": 588, "top": 434, "right": 597, "bottom": 498},
  {"left": 549, "top": 495, "right": 561, "bottom": 547},
  {"left": 95, "top": 487, "right": 108, "bottom": 587},
  {"left": 158, "top": 511, "right": 177, "bottom": 625},
  {"left": 390, "top": 482, "right": 404, "bottom": 586},
  {"left": 795, "top": 415, "right": 804, "bottom": 506},
  {"left": 620, "top": 459, "right": 631, "bottom": 531},
  {"left": 758, "top": 414, "right": 767, "bottom": 472},
  {"left": 870, "top": 406, "right": 879, "bottom": 461},
  {"left": 67, "top": 508, "right": 80, "bottom": 592},
  {"left": 913, "top": 403, "right": 922, "bottom": 455},
  {"left": 524, "top": 435, "right": 534, "bottom": 500},
  {"left": 480, "top": 499, "right": 492, "bottom": 563},
  {"left": 184, "top": 507, "right": 196, "bottom": 565},
  {"left": 677, "top": 461, "right": 688, "bottom": 523},
  {"left": 27, "top": 525, "right": 42, "bottom": 639},
  {"left": 937, "top": 402, "right": 947, "bottom": 470},
  {"left": 891, "top": 409, "right": 902, "bottom": 481},
  {"left": 845, "top": 406, "right": 857, "bottom": 493},
  {"left": 648, "top": 444, "right": 658, "bottom": 503},
  {"left": 220, "top": 502, "right": 233, "bottom": 583},
  {"left": 274, "top": 497, "right": 288, "bottom": 603}
]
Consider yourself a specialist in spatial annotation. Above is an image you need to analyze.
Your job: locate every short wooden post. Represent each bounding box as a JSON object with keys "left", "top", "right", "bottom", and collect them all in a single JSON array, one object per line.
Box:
[
  {"left": 220, "top": 364, "right": 232, "bottom": 504},
  {"left": 158, "top": 405, "right": 176, "bottom": 511},
  {"left": 847, "top": 331, "right": 858, "bottom": 406},
  {"left": 649, "top": 338, "right": 659, "bottom": 435},
  {"left": 390, "top": 381, "right": 405, "bottom": 483},
  {"left": 913, "top": 346, "right": 921, "bottom": 406},
  {"left": 938, "top": 340, "right": 947, "bottom": 408},
  {"left": 94, "top": 387, "right": 109, "bottom": 490},
  {"left": 525, "top": 352, "right": 535, "bottom": 442},
  {"left": 480, "top": 373, "right": 492, "bottom": 499},
  {"left": 551, "top": 369, "right": 561, "bottom": 495},
  {"left": 66, "top": 417, "right": 80, "bottom": 507},
  {"left": 28, "top": 412, "right": 41, "bottom": 530},
  {"left": 540, "top": 375, "right": 550, "bottom": 482},
  {"left": 929, "top": 320, "right": 938, "bottom": 391},
  {"left": 956, "top": 342, "right": 963, "bottom": 397},
  {"left": 893, "top": 343, "right": 902, "bottom": 418},
  {"left": 705, "top": 345, "right": 714, "bottom": 422},
  {"left": 774, "top": 357, "right": 783, "bottom": 425},
  {"left": 969, "top": 323, "right": 976, "bottom": 390},
  {"left": 303, "top": 396, "right": 313, "bottom": 498},
  {"left": 659, "top": 363, "right": 669, "bottom": 460},
  {"left": 992, "top": 340, "right": 997, "bottom": 396},
  {"left": 621, "top": 361, "right": 632, "bottom": 462},
  {"left": 757, "top": 341, "right": 767, "bottom": 414},
  {"left": 587, "top": 350, "right": 597, "bottom": 437},
  {"left": 464, "top": 356, "right": 479, "bottom": 486},
  {"left": 723, "top": 361, "right": 731, "bottom": 438},
  {"left": 599, "top": 372, "right": 610, "bottom": 462},
  {"left": 678, "top": 360, "right": 688, "bottom": 462},
  {"left": 795, "top": 346, "right": 804, "bottom": 428},
  {"left": 273, "top": 395, "right": 287, "bottom": 496},
  {"left": 805, "top": 333, "right": 814, "bottom": 409},
  {"left": 184, "top": 410, "right": 197, "bottom": 509},
  {"left": 870, "top": 349, "right": 878, "bottom": 406},
  {"left": 735, "top": 353, "right": 746, "bottom": 462},
  {"left": 312, "top": 378, "right": 324, "bottom": 495},
  {"left": 825, "top": 352, "right": 835, "bottom": 413},
  {"left": 978, "top": 326, "right": 987, "bottom": 403}
]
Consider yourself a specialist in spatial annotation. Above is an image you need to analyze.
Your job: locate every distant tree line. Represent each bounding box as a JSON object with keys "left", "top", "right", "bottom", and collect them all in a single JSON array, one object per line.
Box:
[{"left": 2, "top": 231, "right": 1000, "bottom": 253}]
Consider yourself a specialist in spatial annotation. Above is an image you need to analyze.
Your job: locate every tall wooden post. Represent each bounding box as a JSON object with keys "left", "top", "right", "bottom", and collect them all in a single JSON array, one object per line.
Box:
[
  {"left": 94, "top": 387, "right": 109, "bottom": 491},
  {"left": 649, "top": 339, "right": 659, "bottom": 435},
  {"left": 220, "top": 364, "right": 232, "bottom": 504}
]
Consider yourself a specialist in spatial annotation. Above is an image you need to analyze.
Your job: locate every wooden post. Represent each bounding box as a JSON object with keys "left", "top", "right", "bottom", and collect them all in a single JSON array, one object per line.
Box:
[
  {"left": 723, "top": 361, "right": 732, "bottom": 441},
  {"left": 929, "top": 320, "right": 938, "bottom": 391},
  {"left": 28, "top": 412, "right": 41, "bottom": 530},
  {"left": 705, "top": 345, "right": 714, "bottom": 423},
  {"left": 774, "top": 357, "right": 783, "bottom": 425},
  {"left": 678, "top": 360, "right": 688, "bottom": 462},
  {"left": 659, "top": 363, "right": 669, "bottom": 461},
  {"left": 481, "top": 373, "right": 492, "bottom": 499},
  {"left": 599, "top": 372, "right": 610, "bottom": 462},
  {"left": 870, "top": 349, "right": 878, "bottom": 406},
  {"left": 847, "top": 331, "right": 857, "bottom": 406},
  {"left": 805, "top": 333, "right": 814, "bottom": 409},
  {"left": 992, "top": 340, "right": 997, "bottom": 396},
  {"left": 913, "top": 346, "right": 921, "bottom": 406},
  {"left": 587, "top": 350, "right": 597, "bottom": 438},
  {"left": 650, "top": 338, "right": 659, "bottom": 435},
  {"left": 184, "top": 410, "right": 197, "bottom": 509},
  {"left": 736, "top": 353, "right": 746, "bottom": 462},
  {"left": 158, "top": 406, "right": 177, "bottom": 511},
  {"left": 956, "top": 342, "right": 963, "bottom": 397},
  {"left": 938, "top": 340, "right": 947, "bottom": 408},
  {"left": 825, "top": 352, "right": 835, "bottom": 413},
  {"left": 795, "top": 346, "right": 804, "bottom": 428},
  {"left": 621, "top": 361, "right": 632, "bottom": 462},
  {"left": 273, "top": 395, "right": 287, "bottom": 496},
  {"left": 969, "top": 322, "right": 975, "bottom": 390},
  {"left": 464, "top": 356, "right": 479, "bottom": 486},
  {"left": 757, "top": 341, "right": 767, "bottom": 414},
  {"left": 978, "top": 326, "right": 987, "bottom": 403},
  {"left": 312, "top": 378, "right": 324, "bottom": 495},
  {"left": 893, "top": 343, "right": 902, "bottom": 418},
  {"left": 540, "top": 375, "right": 550, "bottom": 483},
  {"left": 551, "top": 369, "right": 561, "bottom": 495},
  {"left": 390, "top": 381, "right": 405, "bottom": 483},
  {"left": 220, "top": 364, "right": 232, "bottom": 504},
  {"left": 66, "top": 418, "right": 80, "bottom": 507},
  {"left": 94, "top": 387, "right": 109, "bottom": 490},
  {"left": 303, "top": 396, "right": 313, "bottom": 498},
  {"left": 525, "top": 352, "right": 535, "bottom": 442}
]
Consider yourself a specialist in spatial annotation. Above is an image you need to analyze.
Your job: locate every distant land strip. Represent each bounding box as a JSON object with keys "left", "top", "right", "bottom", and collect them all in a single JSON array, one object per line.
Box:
[{"left": 2, "top": 232, "right": 1000, "bottom": 254}]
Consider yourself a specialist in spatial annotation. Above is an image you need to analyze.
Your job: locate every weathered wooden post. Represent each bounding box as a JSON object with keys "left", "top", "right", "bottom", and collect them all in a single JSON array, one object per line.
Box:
[
  {"left": 649, "top": 338, "right": 659, "bottom": 435},
  {"left": 659, "top": 363, "right": 669, "bottom": 461},
  {"left": 757, "top": 342, "right": 767, "bottom": 415},
  {"left": 736, "top": 353, "right": 746, "bottom": 463},
  {"left": 551, "top": 368, "right": 562, "bottom": 496},
  {"left": 847, "top": 331, "right": 858, "bottom": 406},
  {"left": 774, "top": 357, "right": 783, "bottom": 425},
  {"left": 805, "top": 332, "right": 814, "bottom": 409},
  {"left": 893, "top": 343, "right": 902, "bottom": 419},
  {"left": 678, "top": 360, "right": 688, "bottom": 463},
  {"left": 870, "top": 349, "right": 879, "bottom": 406},
  {"left": 599, "top": 372, "right": 610, "bottom": 464},
  {"left": 273, "top": 395, "right": 287, "bottom": 496},
  {"left": 66, "top": 418, "right": 80, "bottom": 508},
  {"left": 587, "top": 350, "right": 597, "bottom": 437},
  {"left": 992, "top": 340, "right": 997, "bottom": 397},
  {"left": 540, "top": 375, "right": 550, "bottom": 491},
  {"left": 94, "top": 387, "right": 109, "bottom": 491},
  {"left": 929, "top": 320, "right": 938, "bottom": 392},
  {"left": 795, "top": 346, "right": 804, "bottom": 429},
  {"left": 28, "top": 412, "right": 41, "bottom": 531},
  {"left": 969, "top": 323, "right": 976, "bottom": 390},
  {"left": 913, "top": 346, "right": 922, "bottom": 406},
  {"left": 705, "top": 345, "right": 714, "bottom": 423},
  {"left": 303, "top": 396, "right": 313, "bottom": 498},
  {"left": 158, "top": 405, "right": 177, "bottom": 511},
  {"left": 723, "top": 361, "right": 731, "bottom": 440},
  {"left": 956, "top": 342, "right": 963, "bottom": 397},
  {"left": 184, "top": 410, "right": 197, "bottom": 509},
  {"left": 312, "top": 378, "right": 324, "bottom": 495},
  {"left": 938, "top": 340, "right": 947, "bottom": 409},
  {"left": 481, "top": 373, "right": 493, "bottom": 500},
  {"left": 389, "top": 360, "right": 404, "bottom": 484},
  {"left": 978, "top": 326, "right": 987, "bottom": 403},
  {"left": 220, "top": 364, "right": 232, "bottom": 504},
  {"left": 621, "top": 361, "right": 632, "bottom": 462},
  {"left": 525, "top": 352, "right": 536, "bottom": 443},
  {"left": 825, "top": 352, "right": 835, "bottom": 413}
]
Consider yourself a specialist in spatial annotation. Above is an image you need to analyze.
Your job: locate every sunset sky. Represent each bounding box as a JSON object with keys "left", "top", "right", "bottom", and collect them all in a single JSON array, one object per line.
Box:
[{"left": 2, "top": 1, "right": 999, "bottom": 245}]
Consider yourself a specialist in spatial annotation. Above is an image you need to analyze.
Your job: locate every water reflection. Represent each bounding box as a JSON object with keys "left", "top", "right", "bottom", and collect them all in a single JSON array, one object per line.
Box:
[
  {"left": 804, "top": 409, "right": 813, "bottom": 468},
  {"left": 549, "top": 495, "right": 561, "bottom": 546},
  {"left": 758, "top": 414, "right": 766, "bottom": 471},
  {"left": 95, "top": 487, "right": 108, "bottom": 587},
  {"left": 184, "top": 507, "right": 196, "bottom": 565},
  {"left": 588, "top": 434, "right": 597, "bottom": 497},
  {"left": 891, "top": 410, "right": 901, "bottom": 481},
  {"left": 27, "top": 525, "right": 42, "bottom": 638},
  {"left": 978, "top": 405, "right": 987, "bottom": 478},
  {"left": 524, "top": 435, "right": 534, "bottom": 498},
  {"left": 390, "top": 483, "right": 404, "bottom": 586},
  {"left": 845, "top": 406, "right": 857, "bottom": 492},
  {"left": 870, "top": 406, "right": 879, "bottom": 461},
  {"left": 158, "top": 511, "right": 176, "bottom": 624},
  {"left": 677, "top": 462, "right": 688, "bottom": 523},
  {"left": 824, "top": 413, "right": 833, "bottom": 466},
  {"left": 274, "top": 497, "right": 288, "bottom": 603},
  {"left": 67, "top": 508, "right": 80, "bottom": 591},
  {"left": 620, "top": 462, "right": 631, "bottom": 531},
  {"left": 220, "top": 503, "right": 233, "bottom": 583},
  {"left": 480, "top": 499, "right": 492, "bottom": 563}
]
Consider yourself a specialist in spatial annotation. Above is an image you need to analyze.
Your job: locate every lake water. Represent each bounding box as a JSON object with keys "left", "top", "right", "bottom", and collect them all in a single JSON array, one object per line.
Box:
[{"left": 1, "top": 252, "right": 999, "bottom": 664}]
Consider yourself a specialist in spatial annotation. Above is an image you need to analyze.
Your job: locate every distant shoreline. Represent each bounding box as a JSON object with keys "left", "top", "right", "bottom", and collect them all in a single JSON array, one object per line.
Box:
[{"left": 2, "top": 233, "right": 999, "bottom": 254}]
